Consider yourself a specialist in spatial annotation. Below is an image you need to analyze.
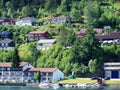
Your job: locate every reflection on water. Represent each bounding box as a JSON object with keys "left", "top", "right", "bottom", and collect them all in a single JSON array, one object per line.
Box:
[{"left": 0, "top": 86, "right": 120, "bottom": 90}]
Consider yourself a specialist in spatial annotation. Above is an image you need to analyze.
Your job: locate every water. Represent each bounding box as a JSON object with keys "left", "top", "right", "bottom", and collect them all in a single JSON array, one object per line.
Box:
[{"left": 0, "top": 86, "right": 120, "bottom": 90}]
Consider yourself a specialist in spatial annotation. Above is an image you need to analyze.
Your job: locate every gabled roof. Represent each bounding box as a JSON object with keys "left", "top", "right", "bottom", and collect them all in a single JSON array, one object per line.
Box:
[
  {"left": 96, "top": 31, "right": 120, "bottom": 40},
  {"left": 20, "top": 17, "right": 35, "bottom": 20},
  {"left": 0, "top": 31, "right": 12, "bottom": 35},
  {"left": 29, "top": 68, "right": 58, "bottom": 72},
  {"left": 19, "top": 62, "right": 29, "bottom": 67},
  {"left": 29, "top": 31, "right": 48, "bottom": 34},
  {"left": 38, "top": 39, "right": 56, "bottom": 44},
  {"left": 0, "top": 62, "right": 29, "bottom": 67}
]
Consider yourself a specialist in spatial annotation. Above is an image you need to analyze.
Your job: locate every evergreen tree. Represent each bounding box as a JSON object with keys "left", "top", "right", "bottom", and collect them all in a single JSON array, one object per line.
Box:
[{"left": 12, "top": 48, "right": 21, "bottom": 68}]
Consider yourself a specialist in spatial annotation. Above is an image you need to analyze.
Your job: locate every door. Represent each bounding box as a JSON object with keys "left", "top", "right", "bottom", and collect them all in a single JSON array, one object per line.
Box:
[{"left": 112, "top": 71, "right": 119, "bottom": 78}]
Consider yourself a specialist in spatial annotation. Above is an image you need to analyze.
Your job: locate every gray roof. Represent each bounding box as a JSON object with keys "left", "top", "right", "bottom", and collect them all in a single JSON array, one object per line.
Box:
[
  {"left": 38, "top": 39, "right": 56, "bottom": 44},
  {"left": 0, "top": 39, "right": 13, "bottom": 43}
]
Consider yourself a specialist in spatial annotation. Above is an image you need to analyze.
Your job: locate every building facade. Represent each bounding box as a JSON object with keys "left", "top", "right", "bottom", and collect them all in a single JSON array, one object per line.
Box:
[
  {"left": 0, "top": 39, "right": 15, "bottom": 50},
  {"left": 0, "top": 62, "right": 64, "bottom": 83},
  {"left": 0, "top": 62, "right": 34, "bottom": 82},
  {"left": 16, "top": 17, "right": 36, "bottom": 26},
  {"left": 29, "top": 68, "right": 64, "bottom": 82},
  {"left": 25, "top": 31, "right": 50, "bottom": 40},
  {"left": 37, "top": 39, "right": 56, "bottom": 50},
  {"left": 104, "top": 62, "right": 120, "bottom": 78}
]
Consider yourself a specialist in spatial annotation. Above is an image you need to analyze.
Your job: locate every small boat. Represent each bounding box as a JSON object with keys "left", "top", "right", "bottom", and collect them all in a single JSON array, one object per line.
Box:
[{"left": 39, "top": 83, "right": 50, "bottom": 88}]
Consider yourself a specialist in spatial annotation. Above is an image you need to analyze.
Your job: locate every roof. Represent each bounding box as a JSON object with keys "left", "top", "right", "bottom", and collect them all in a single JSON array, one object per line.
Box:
[
  {"left": 76, "top": 28, "right": 103, "bottom": 35},
  {"left": 21, "top": 17, "right": 35, "bottom": 20},
  {"left": 29, "top": 68, "right": 58, "bottom": 72},
  {"left": 0, "top": 63, "right": 11, "bottom": 67},
  {"left": 38, "top": 39, "right": 56, "bottom": 44},
  {"left": 0, "top": 62, "right": 29, "bottom": 67},
  {"left": 0, "top": 31, "right": 12, "bottom": 35},
  {"left": 96, "top": 31, "right": 120, "bottom": 40},
  {"left": 29, "top": 31, "right": 48, "bottom": 34},
  {"left": 19, "top": 62, "right": 29, "bottom": 67},
  {"left": 0, "top": 39, "right": 13, "bottom": 43},
  {"left": 49, "top": 16, "right": 70, "bottom": 19}
]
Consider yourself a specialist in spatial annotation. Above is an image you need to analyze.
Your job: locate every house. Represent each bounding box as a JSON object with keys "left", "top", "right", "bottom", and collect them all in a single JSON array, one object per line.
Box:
[
  {"left": 25, "top": 31, "right": 50, "bottom": 40},
  {"left": 29, "top": 68, "right": 64, "bottom": 82},
  {"left": 0, "top": 62, "right": 64, "bottom": 83},
  {"left": 96, "top": 31, "right": 120, "bottom": 44},
  {"left": 76, "top": 28, "right": 103, "bottom": 38},
  {"left": 0, "top": 39, "right": 15, "bottom": 50},
  {"left": 0, "top": 18, "right": 15, "bottom": 25},
  {"left": 49, "top": 16, "right": 71, "bottom": 24},
  {"left": 0, "top": 32, "right": 13, "bottom": 39},
  {"left": 0, "top": 62, "right": 34, "bottom": 82},
  {"left": 37, "top": 39, "right": 56, "bottom": 50},
  {"left": 16, "top": 17, "right": 36, "bottom": 26},
  {"left": 104, "top": 62, "right": 120, "bottom": 78}
]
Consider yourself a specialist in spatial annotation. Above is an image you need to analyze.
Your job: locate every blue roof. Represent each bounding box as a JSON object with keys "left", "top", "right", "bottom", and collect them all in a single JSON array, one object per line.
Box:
[{"left": 0, "top": 31, "right": 12, "bottom": 35}]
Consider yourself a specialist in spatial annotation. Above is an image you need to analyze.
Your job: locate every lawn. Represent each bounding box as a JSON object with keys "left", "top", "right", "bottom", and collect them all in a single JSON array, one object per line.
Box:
[{"left": 59, "top": 78, "right": 120, "bottom": 85}]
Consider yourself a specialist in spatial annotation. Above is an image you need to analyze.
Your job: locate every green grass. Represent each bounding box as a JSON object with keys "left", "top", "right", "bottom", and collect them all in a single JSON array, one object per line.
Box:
[{"left": 59, "top": 78, "right": 120, "bottom": 85}]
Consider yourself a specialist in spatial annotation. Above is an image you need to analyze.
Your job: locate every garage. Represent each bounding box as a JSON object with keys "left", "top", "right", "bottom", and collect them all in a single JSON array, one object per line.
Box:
[{"left": 112, "top": 71, "right": 119, "bottom": 78}]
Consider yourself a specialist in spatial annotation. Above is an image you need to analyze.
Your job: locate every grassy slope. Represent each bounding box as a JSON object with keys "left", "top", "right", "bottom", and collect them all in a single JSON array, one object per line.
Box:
[{"left": 59, "top": 78, "right": 120, "bottom": 85}]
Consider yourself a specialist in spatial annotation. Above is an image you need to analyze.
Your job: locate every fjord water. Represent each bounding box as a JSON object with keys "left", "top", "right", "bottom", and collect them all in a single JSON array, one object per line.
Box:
[{"left": 0, "top": 86, "right": 120, "bottom": 90}]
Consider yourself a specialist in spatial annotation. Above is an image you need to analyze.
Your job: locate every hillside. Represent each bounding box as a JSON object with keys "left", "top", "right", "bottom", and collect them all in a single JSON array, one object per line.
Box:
[{"left": 0, "top": 0, "right": 120, "bottom": 77}]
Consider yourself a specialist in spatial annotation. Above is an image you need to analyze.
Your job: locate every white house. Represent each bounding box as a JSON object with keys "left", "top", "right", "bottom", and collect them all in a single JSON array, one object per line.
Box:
[
  {"left": 29, "top": 68, "right": 64, "bottom": 82},
  {"left": 104, "top": 62, "right": 120, "bottom": 78},
  {"left": 16, "top": 17, "right": 36, "bottom": 26},
  {"left": 37, "top": 39, "right": 56, "bottom": 50},
  {"left": 0, "top": 62, "right": 34, "bottom": 82},
  {"left": 49, "top": 16, "right": 71, "bottom": 24}
]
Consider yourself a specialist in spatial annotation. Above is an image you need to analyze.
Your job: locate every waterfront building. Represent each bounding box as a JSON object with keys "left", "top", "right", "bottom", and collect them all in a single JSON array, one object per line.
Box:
[
  {"left": 104, "top": 62, "right": 120, "bottom": 78},
  {"left": 0, "top": 62, "right": 64, "bottom": 83},
  {"left": 29, "top": 68, "right": 64, "bottom": 82}
]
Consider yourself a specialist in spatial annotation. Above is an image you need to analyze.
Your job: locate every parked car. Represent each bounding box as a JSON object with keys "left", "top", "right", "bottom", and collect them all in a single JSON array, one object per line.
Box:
[
  {"left": 91, "top": 77, "right": 98, "bottom": 80},
  {"left": 104, "top": 77, "right": 110, "bottom": 80}
]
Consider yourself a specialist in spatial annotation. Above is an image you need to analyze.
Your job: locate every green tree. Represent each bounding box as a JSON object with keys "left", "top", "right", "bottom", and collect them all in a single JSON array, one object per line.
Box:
[
  {"left": 88, "top": 59, "right": 97, "bottom": 74},
  {"left": 12, "top": 48, "right": 21, "bottom": 68}
]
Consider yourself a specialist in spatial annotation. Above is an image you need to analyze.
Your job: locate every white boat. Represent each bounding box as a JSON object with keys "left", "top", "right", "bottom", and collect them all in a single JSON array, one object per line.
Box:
[{"left": 39, "top": 83, "right": 50, "bottom": 88}]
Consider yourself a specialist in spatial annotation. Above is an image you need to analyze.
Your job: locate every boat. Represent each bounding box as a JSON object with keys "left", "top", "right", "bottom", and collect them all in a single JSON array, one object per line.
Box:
[{"left": 39, "top": 83, "right": 50, "bottom": 88}]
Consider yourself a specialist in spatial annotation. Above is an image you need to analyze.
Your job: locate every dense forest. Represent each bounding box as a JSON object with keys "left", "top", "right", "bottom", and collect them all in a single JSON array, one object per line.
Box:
[{"left": 0, "top": 0, "right": 120, "bottom": 77}]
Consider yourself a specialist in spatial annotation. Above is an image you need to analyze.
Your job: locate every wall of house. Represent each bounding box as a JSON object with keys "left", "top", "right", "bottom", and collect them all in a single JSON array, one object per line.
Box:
[
  {"left": 105, "top": 70, "right": 111, "bottom": 78},
  {"left": 22, "top": 64, "right": 34, "bottom": 71},
  {"left": 53, "top": 69, "right": 64, "bottom": 82}
]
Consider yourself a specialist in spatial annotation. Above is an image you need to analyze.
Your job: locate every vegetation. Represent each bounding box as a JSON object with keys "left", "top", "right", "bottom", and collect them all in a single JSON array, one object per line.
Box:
[
  {"left": 0, "top": 0, "right": 120, "bottom": 77},
  {"left": 59, "top": 78, "right": 120, "bottom": 85}
]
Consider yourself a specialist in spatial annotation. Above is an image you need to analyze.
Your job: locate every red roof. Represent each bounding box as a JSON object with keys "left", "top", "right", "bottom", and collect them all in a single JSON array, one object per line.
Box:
[
  {"left": 29, "top": 31, "right": 48, "bottom": 34},
  {"left": 0, "top": 63, "right": 11, "bottom": 67},
  {"left": 0, "top": 62, "right": 29, "bottom": 67},
  {"left": 29, "top": 68, "right": 57, "bottom": 72}
]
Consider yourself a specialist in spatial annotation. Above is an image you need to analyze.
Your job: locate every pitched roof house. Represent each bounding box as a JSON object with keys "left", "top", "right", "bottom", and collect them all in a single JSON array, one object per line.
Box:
[
  {"left": 0, "top": 18, "right": 15, "bottom": 25},
  {"left": 0, "top": 62, "right": 64, "bottom": 83},
  {"left": 29, "top": 68, "right": 64, "bottom": 82},
  {"left": 16, "top": 17, "right": 36, "bottom": 26},
  {"left": 96, "top": 31, "right": 120, "bottom": 44},
  {"left": 0, "top": 62, "right": 34, "bottom": 82},
  {"left": 25, "top": 31, "right": 50, "bottom": 40},
  {"left": 49, "top": 16, "right": 71, "bottom": 24},
  {"left": 0, "top": 39, "right": 15, "bottom": 50},
  {"left": 37, "top": 39, "right": 56, "bottom": 50},
  {"left": 0, "top": 31, "right": 13, "bottom": 39}
]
